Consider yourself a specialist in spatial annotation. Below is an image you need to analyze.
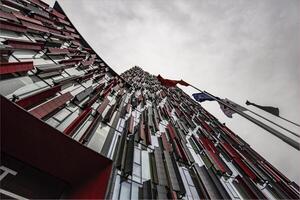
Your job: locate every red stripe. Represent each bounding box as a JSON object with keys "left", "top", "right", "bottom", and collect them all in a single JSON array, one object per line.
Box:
[
  {"left": 16, "top": 85, "right": 61, "bottom": 109},
  {"left": 21, "top": 20, "right": 49, "bottom": 33},
  {"left": 4, "top": 39, "right": 43, "bottom": 51},
  {"left": 220, "top": 141, "right": 240, "bottom": 158},
  {"left": 167, "top": 123, "right": 177, "bottom": 139},
  {"left": 161, "top": 132, "right": 172, "bottom": 152},
  {"left": 0, "top": 20, "right": 27, "bottom": 33},
  {"left": 234, "top": 158, "right": 257, "bottom": 180},
  {"left": 0, "top": 61, "right": 33, "bottom": 75},
  {"left": 13, "top": 12, "right": 43, "bottom": 25},
  {"left": 63, "top": 107, "right": 92, "bottom": 136},
  {"left": 29, "top": 92, "right": 73, "bottom": 119}
]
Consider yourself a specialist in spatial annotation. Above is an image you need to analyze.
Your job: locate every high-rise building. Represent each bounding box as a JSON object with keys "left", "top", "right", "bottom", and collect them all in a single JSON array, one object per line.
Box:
[{"left": 0, "top": 1, "right": 299, "bottom": 199}]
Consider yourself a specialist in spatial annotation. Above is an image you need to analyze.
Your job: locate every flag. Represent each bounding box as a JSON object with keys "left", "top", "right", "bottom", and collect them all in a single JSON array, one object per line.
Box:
[
  {"left": 157, "top": 74, "right": 189, "bottom": 87},
  {"left": 192, "top": 92, "right": 215, "bottom": 102},
  {"left": 246, "top": 100, "right": 279, "bottom": 116},
  {"left": 219, "top": 98, "right": 247, "bottom": 118}
]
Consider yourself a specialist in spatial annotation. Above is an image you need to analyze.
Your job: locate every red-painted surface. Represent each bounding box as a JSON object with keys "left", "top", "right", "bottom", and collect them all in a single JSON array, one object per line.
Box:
[
  {"left": 63, "top": 107, "right": 92, "bottom": 136},
  {"left": 0, "top": 61, "right": 33, "bottom": 75},
  {"left": 4, "top": 39, "right": 44, "bottom": 51},
  {"left": 16, "top": 85, "right": 62, "bottom": 109},
  {"left": 29, "top": 92, "right": 73, "bottom": 119},
  {"left": 1, "top": 96, "right": 113, "bottom": 199}
]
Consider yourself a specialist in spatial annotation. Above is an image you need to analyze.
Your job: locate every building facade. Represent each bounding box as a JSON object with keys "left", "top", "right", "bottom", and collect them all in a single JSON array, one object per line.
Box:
[{"left": 0, "top": 0, "right": 299, "bottom": 199}]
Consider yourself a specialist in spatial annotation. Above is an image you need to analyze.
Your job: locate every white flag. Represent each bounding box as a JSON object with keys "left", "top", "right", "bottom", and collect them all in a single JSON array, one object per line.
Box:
[{"left": 219, "top": 98, "right": 247, "bottom": 118}]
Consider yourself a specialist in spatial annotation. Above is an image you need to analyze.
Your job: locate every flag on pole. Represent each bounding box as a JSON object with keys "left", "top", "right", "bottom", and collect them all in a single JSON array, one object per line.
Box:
[
  {"left": 246, "top": 100, "right": 279, "bottom": 116},
  {"left": 157, "top": 74, "right": 189, "bottom": 87},
  {"left": 192, "top": 92, "right": 216, "bottom": 102},
  {"left": 219, "top": 98, "right": 247, "bottom": 118}
]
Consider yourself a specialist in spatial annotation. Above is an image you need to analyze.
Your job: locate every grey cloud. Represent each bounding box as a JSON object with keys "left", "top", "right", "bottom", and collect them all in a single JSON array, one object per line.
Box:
[{"left": 46, "top": 0, "right": 299, "bottom": 184}]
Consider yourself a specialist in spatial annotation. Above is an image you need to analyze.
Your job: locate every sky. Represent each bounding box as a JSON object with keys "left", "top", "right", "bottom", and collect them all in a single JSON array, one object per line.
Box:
[{"left": 45, "top": 0, "right": 300, "bottom": 184}]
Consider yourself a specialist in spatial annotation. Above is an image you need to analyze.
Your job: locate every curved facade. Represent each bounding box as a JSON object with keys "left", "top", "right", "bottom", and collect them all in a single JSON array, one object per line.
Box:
[{"left": 0, "top": 0, "right": 299, "bottom": 199}]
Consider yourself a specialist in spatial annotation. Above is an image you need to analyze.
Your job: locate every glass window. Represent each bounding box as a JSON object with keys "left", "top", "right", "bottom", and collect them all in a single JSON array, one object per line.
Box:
[
  {"left": 56, "top": 109, "right": 80, "bottom": 132},
  {"left": 133, "top": 163, "right": 141, "bottom": 178},
  {"left": 134, "top": 148, "right": 141, "bottom": 164},
  {"left": 141, "top": 151, "right": 151, "bottom": 181},
  {"left": 45, "top": 117, "right": 60, "bottom": 128},
  {"left": 73, "top": 116, "right": 93, "bottom": 141},
  {"left": 131, "top": 182, "right": 140, "bottom": 200},
  {"left": 87, "top": 122, "right": 110, "bottom": 153},
  {"left": 53, "top": 108, "right": 71, "bottom": 122},
  {"left": 190, "top": 186, "right": 200, "bottom": 200},
  {"left": 183, "top": 169, "right": 194, "bottom": 186},
  {"left": 119, "top": 181, "right": 131, "bottom": 200},
  {"left": 111, "top": 175, "right": 121, "bottom": 200}
]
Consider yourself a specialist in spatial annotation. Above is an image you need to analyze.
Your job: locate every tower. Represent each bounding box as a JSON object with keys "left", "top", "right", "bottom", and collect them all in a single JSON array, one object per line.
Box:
[{"left": 0, "top": 0, "right": 299, "bottom": 199}]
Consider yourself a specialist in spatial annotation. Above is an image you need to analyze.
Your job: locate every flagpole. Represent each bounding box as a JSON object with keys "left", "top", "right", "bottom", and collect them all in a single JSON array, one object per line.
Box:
[
  {"left": 246, "top": 109, "right": 300, "bottom": 138},
  {"left": 278, "top": 116, "right": 300, "bottom": 127},
  {"left": 188, "top": 85, "right": 300, "bottom": 151},
  {"left": 246, "top": 101, "right": 300, "bottom": 127}
]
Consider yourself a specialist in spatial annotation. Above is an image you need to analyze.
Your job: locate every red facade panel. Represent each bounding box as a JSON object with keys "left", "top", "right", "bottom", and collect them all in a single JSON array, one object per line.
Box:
[
  {"left": 21, "top": 20, "right": 49, "bottom": 33},
  {"left": 29, "top": 92, "right": 73, "bottom": 119},
  {"left": 167, "top": 123, "right": 177, "bottom": 139},
  {"left": 0, "top": 61, "right": 33, "bottom": 75},
  {"left": 47, "top": 47, "right": 70, "bottom": 55},
  {"left": 63, "top": 107, "right": 92, "bottom": 136},
  {"left": 0, "top": 10, "right": 19, "bottom": 22},
  {"left": 16, "top": 85, "right": 62, "bottom": 109},
  {"left": 0, "top": 20, "right": 27, "bottom": 33},
  {"left": 32, "top": 14, "right": 55, "bottom": 26},
  {"left": 97, "top": 97, "right": 110, "bottom": 115},
  {"left": 3, "top": 39, "right": 44, "bottom": 51},
  {"left": 51, "top": 9, "right": 66, "bottom": 19},
  {"left": 161, "top": 132, "right": 172, "bottom": 152},
  {"left": 1, "top": 96, "right": 112, "bottom": 199},
  {"left": 234, "top": 158, "right": 257, "bottom": 180},
  {"left": 13, "top": 12, "right": 43, "bottom": 25}
]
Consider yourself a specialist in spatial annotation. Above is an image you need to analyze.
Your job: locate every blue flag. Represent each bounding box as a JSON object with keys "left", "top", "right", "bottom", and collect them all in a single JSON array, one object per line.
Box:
[{"left": 192, "top": 92, "right": 216, "bottom": 102}]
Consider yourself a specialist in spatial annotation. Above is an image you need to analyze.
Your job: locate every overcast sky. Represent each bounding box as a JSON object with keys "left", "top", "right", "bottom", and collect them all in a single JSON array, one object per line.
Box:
[{"left": 46, "top": 0, "right": 300, "bottom": 184}]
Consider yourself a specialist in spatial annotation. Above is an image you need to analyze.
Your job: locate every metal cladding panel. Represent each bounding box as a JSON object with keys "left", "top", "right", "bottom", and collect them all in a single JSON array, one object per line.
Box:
[
  {"left": 101, "top": 98, "right": 124, "bottom": 156},
  {"left": 29, "top": 92, "right": 73, "bottom": 119},
  {"left": 153, "top": 147, "right": 168, "bottom": 186},
  {"left": 141, "top": 180, "right": 154, "bottom": 199},
  {"left": 161, "top": 132, "right": 172, "bottom": 152},
  {"left": 233, "top": 157, "right": 257, "bottom": 181},
  {"left": 16, "top": 85, "right": 62, "bottom": 109},
  {"left": 206, "top": 167, "right": 231, "bottom": 199},
  {"left": 115, "top": 131, "right": 127, "bottom": 169},
  {"left": 53, "top": 75, "right": 79, "bottom": 85},
  {"left": 124, "top": 136, "right": 135, "bottom": 175},
  {"left": 194, "top": 164, "right": 222, "bottom": 199},
  {"left": 97, "top": 97, "right": 110, "bottom": 115},
  {"left": 47, "top": 47, "right": 70, "bottom": 55},
  {"left": 156, "top": 185, "right": 168, "bottom": 200},
  {"left": 164, "top": 151, "right": 180, "bottom": 191},
  {"left": 63, "top": 107, "right": 92, "bottom": 136},
  {"left": 74, "top": 86, "right": 93, "bottom": 102},
  {"left": 13, "top": 12, "right": 43, "bottom": 25},
  {"left": 0, "top": 61, "right": 34, "bottom": 75},
  {"left": 190, "top": 167, "right": 210, "bottom": 199},
  {"left": 79, "top": 113, "right": 101, "bottom": 144},
  {"left": 3, "top": 39, "right": 44, "bottom": 50},
  {"left": 103, "top": 96, "right": 121, "bottom": 124},
  {"left": 1, "top": 96, "right": 113, "bottom": 199},
  {"left": 21, "top": 20, "right": 49, "bottom": 33},
  {"left": 36, "top": 63, "right": 65, "bottom": 73},
  {"left": 232, "top": 175, "right": 258, "bottom": 199},
  {"left": 0, "top": 10, "right": 19, "bottom": 22}
]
